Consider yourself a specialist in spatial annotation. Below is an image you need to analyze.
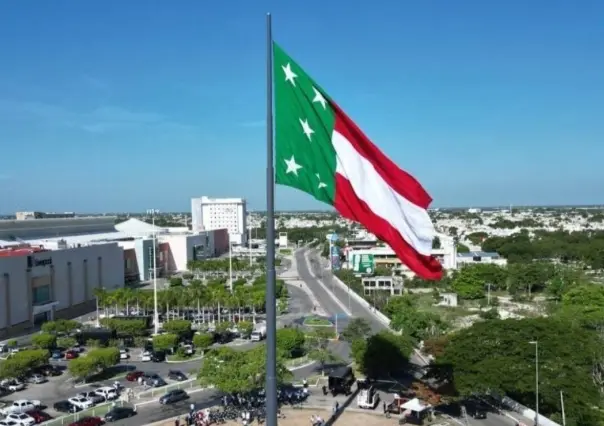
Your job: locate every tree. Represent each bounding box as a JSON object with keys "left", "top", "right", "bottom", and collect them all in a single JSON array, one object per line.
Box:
[
  {"left": 152, "top": 334, "right": 178, "bottom": 352},
  {"left": 451, "top": 266, "right": 485, "bottom": 299},
  {"left": 390, "top": 310, "right": 448, "bottom": 342},
  {"left": 237, "top": 321, "right": 254, "bottom": 338},
  {"left": 340, "top": 318, "right": 372, "bottom": 342},
  {"left": 192, "top": 333, "right": 214, "bottom": 354},
  {"left": 198, "top": 346, "right": 291, "bottom": 394},
  {"left": 433, "top": 317, "right": 602, "bottom": 425},
  {"left": 32, "top": 333, "right": 56, "bottom": 350},
  {"left": 100, "top": 318, "right": 147, "bottom": 336},
  {"left": 68, "top": 357, "right": 99, "bottom": 379},
  {"left": 41, "top": 319, "right": 80, "bottom": 335},
  {"left": 56, "top": 336, "right": 78, "bottom": 349},
  {"left": 432, "top": 237, "right": 441, "bottom": 249},
  {"left": 355, "top": 331, "right": 414, "bottom": 378},
  {"left": 307, "top": 347, "right": 340, "bottom": 375},
  {"left": 0, "top": 349, "right": 49, "bottom": 379},
  {"left": 276, "top": 328, "right": 306, "bottom": 358}
]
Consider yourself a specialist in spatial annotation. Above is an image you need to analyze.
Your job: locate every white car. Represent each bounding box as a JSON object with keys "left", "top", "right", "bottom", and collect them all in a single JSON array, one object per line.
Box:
[
  {"left": 5, "top": 413, "right": 35, "bottom": 426},
  {"left": 94, "top": 386, "right": 118, "bottom": 401},
  {"left": 0, "top": 400, "right": 41, "bottom": 416},
  {"left": 68, "top": 396, "right": 94, "bottom": 409},
  {"left": 141, "top": 350, "right": 152, "bottom": 362},
  {"left": 0, "top": 420, "right": 17, "bottom": 426},
  {"left": 0, "top": 379, "right": 25, "bottom": 392},
  {"left": 119, "top": 349, "right": 130, "bottom": 360},
  {"left": 76, "top": 391, "right": 104, "bottom": 404}
]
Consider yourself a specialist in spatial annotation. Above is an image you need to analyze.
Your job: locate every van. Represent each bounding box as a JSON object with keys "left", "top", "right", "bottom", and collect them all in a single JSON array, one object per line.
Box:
[{"left": 327, "top": 366, "right": 355, "bottom": 396}]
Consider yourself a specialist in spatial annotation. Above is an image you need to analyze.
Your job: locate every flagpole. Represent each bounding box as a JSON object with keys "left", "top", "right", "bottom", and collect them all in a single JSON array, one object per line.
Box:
[{"left": 264, "top": 12, "right": 278, "bottom": 426}]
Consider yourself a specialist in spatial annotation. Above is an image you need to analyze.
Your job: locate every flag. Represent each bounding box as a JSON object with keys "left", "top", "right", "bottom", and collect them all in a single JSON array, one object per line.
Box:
[{"left": 273, "top": 43, "right": 443, "bottom": 280}]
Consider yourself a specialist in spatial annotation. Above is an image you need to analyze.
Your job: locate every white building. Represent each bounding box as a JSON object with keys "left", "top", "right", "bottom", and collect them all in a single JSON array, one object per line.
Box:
[
  {"left": 191, "top": 197, "right": 247, "bottom": 245},
  {"left": 362, "top": 275, "right": 404, "bottom": 296}
]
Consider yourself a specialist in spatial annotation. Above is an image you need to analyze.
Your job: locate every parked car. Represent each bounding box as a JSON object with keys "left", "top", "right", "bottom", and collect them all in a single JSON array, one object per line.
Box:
[
  {"left": 25, "top": 410, "right": 52, "bottom": 424},
  {"left": 168, "top": 370, "right": 187, "bottom": 381},
  {"left": 1, "top": 379, "right": 25, "bottom": 392},
  {"left": 126, "top": 370, "right": 145, "bottom": 382},
  {"left": 67, "top": 397, "right": 93, "bottom": 410},
  {"left": 0, "top": 400, "right": 41, "bottom": 416},
  {"left": 27, "top": 374, "right": 46, "bottom": 385},
  {"left": 65, "top": 350, "right": 78, "bottom": 360},
  {"left": 119, "top": 349, "right": 129, "bottom": 360},
  {"left": 76, "top": 391, "right": 104, "bottom": 404},
  {"left": 51, "top": 350, "right": 63, "bottom": 360},
  {"left": 151, "top": 351, "right": 165, "bottom": 362},
  {"left": 159, "top": 389, "right": 188, "bottom": 404},
  {"left": 34, "top": 365, "right": 61, "bottom": 377},
  {"left": 141, "top": 351, "right": 152, "bottom": 362},
  {"left": 53, "top": 401, "right": 80, "bottom": 414},
  {"left": 104, "top": 406, "right": 136, "bottom": 422},
  {"left": 94, "top": 387, "right": 118, "bottom": 401},
  {"left": 68, "top": 417, "right": 103, "bottom": 426},
  {"left": 5, "top": 413, "right": 35, "bottom": 426}
]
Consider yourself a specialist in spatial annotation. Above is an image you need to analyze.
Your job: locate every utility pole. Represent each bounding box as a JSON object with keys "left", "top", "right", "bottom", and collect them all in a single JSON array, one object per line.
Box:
[
  {"left": 228, "top": 232, "right": 233, "bottom": 292},
  {"left": 560, "top": 391, "right": 566, "bottom": 426},
  {"left": 147, "top": 208, "right": 160, "bottom": 335},
  {"left": 249, "top": 225, "right": 253, "bottom": 269},
  {"left": 487, "top": 283, "right": 491, "bottom": 306}
]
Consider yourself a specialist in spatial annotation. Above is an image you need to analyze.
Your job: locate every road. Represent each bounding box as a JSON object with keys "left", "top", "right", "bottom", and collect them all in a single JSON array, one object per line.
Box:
[{"left": 294, "top": 247, "right": 529, "bottom": 426}]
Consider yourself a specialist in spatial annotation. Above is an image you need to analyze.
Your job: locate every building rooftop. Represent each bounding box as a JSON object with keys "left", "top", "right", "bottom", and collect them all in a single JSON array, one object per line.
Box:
[{"left": 457, "top": 251, "right": 501, "bottom": 258}]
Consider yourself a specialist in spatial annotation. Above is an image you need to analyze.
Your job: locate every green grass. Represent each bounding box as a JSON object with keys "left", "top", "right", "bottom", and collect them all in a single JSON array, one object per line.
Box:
[
  {"left": 303, "top": 316, "right": 332, "bottom": 326},
  {"left": 280, "top": 248, "right": 293, "bottom": 255},
  {"left": 44, "top": 402, "right": 115, "bottom": 426}
]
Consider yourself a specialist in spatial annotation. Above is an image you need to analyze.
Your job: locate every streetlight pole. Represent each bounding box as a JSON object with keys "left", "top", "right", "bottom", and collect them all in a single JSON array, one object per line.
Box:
[
  {"left": 228, "top": 233, "right": 233, "bottom": 292},
  {"left": 147, "top": 209, "right": 160, "bottom": 335},
  {"left": 249, "top": 225, "right": 253, "bottom": 269},
  {"left": 530, "top": 340, "right": 539, "bottom": 426}
]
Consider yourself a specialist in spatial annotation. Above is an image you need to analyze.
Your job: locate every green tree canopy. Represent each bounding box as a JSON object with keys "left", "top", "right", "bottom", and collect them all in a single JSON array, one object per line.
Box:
[
  {"left": 353, "top": 331, "right": 414, "bottom": 378},
  {"left": 433, "top": 317, "right": 602, "bottom": 425},
  {"left": 340, "top": 318, "right": 372, "bottom": 342},
  {"left": 276, "top": 328, "right": 306, "bottom": 358},
  {"left": 198, "top": 346, "right": 291, "bottom": 394}
]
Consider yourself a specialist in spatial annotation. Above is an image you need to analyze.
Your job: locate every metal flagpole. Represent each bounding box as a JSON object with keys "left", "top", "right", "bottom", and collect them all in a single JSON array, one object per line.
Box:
[{"left": 265, "top": 12, "right": 278, "bottom": 426}]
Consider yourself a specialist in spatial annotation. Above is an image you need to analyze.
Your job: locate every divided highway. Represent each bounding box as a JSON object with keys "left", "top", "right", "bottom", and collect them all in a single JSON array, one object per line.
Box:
[{"left": 294, "top": 247, "right": 527, "bottom": 426}]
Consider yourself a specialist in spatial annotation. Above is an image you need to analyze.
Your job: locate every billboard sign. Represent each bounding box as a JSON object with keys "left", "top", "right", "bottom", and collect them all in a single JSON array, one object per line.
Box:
[{"left": 352, "top": 253, "right": 375, "bottom": 274}]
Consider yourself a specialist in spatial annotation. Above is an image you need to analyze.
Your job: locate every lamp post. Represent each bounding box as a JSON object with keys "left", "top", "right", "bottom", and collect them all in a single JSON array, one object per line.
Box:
[
  {"left": 249, "top": 225, "right": 253, "bottom": 269},
  {"left": 529, "top": 340, "right": 539, "bottom": 426},
  {"left": 228, "top": 232, "right": 233, "bottom": 292},
  {"left": 147, "top": 209, "right": 160, "bottom": 334}
]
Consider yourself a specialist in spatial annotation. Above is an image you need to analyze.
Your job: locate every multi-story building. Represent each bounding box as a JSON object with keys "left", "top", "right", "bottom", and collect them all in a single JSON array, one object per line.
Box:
[
  {"left": 191, "top": 197, "right": 247, "bottom": 245},
  {"left": 0, "top": 215, "right": 230, "bottom": 338},
  {"left": 15, "top": 211, "right": 76, "bottom": 220}
]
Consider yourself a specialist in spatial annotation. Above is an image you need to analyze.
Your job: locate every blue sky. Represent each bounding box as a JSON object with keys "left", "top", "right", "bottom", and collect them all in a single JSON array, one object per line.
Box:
[{"left": 1, "top": 0, "right": 602, "bottom": 213}]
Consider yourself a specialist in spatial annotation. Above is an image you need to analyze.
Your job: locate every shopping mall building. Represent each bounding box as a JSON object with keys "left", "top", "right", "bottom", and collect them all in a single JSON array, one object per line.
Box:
[{"left": 0, "top": 215, "right": 229, "bottom": 339}]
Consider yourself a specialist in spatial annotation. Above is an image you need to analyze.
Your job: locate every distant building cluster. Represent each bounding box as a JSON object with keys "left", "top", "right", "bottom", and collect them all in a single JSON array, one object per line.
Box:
[{"left": 0, "top": 212, "right": 231, "bottom": 339}]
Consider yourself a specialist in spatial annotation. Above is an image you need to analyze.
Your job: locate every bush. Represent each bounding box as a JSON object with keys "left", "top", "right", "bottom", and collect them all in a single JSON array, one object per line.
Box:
[
  {"left": 152, "top": 334, "right": 178, "bottom": 352},
  {"left": 56, "top": 336, "right": 77, "bottom": 349},
  {"left": 193, "top": 333, "right": 213, "bottom": 353},
  {"left": 163, "top": 320, "right": 192, "bottom": 336}
]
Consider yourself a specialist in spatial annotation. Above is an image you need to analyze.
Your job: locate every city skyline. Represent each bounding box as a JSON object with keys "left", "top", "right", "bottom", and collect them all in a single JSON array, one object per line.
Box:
[{"left": 1, "top": 0, "right": 602, "bottom": 212}]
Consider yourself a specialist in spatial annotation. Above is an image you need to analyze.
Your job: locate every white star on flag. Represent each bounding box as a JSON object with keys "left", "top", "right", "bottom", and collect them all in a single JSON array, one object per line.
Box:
[
  {"left": 285, "top": 155, "right": 302, "bottom": 176},
  {"left": 312, "top": 87, "right": 327, "bottom": 109},
  {"left": 299, "top": 118, "right": 315, "bottom": 141},
  {"left": 315, "top": 173, "right": 327, "bottom": 189},
  {"left": 282, "top": 63, "right": 297, "bottom": 86}
]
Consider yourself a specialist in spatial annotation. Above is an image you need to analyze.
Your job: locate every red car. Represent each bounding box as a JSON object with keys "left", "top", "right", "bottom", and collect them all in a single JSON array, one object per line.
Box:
[
  {"left": 68, "top": 416, "right": 103, "bottom": 426},
  {"left": 65, "top": 350, "right": 79, "bottom": 359},
  {"left": 126, "top": 370, "right": 144, "bottom": 381},
  {"left": 26, "top": 410, "right": 52, "bottom": 424}
]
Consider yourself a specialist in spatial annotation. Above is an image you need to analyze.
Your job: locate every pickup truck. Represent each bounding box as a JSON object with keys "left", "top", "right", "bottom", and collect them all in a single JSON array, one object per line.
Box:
[
  {"left": 250, "top": 324, "right": 267, "bottom": 342},
  {"left": 0, "top": 399, "right": 42, "bottom": 415}
]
